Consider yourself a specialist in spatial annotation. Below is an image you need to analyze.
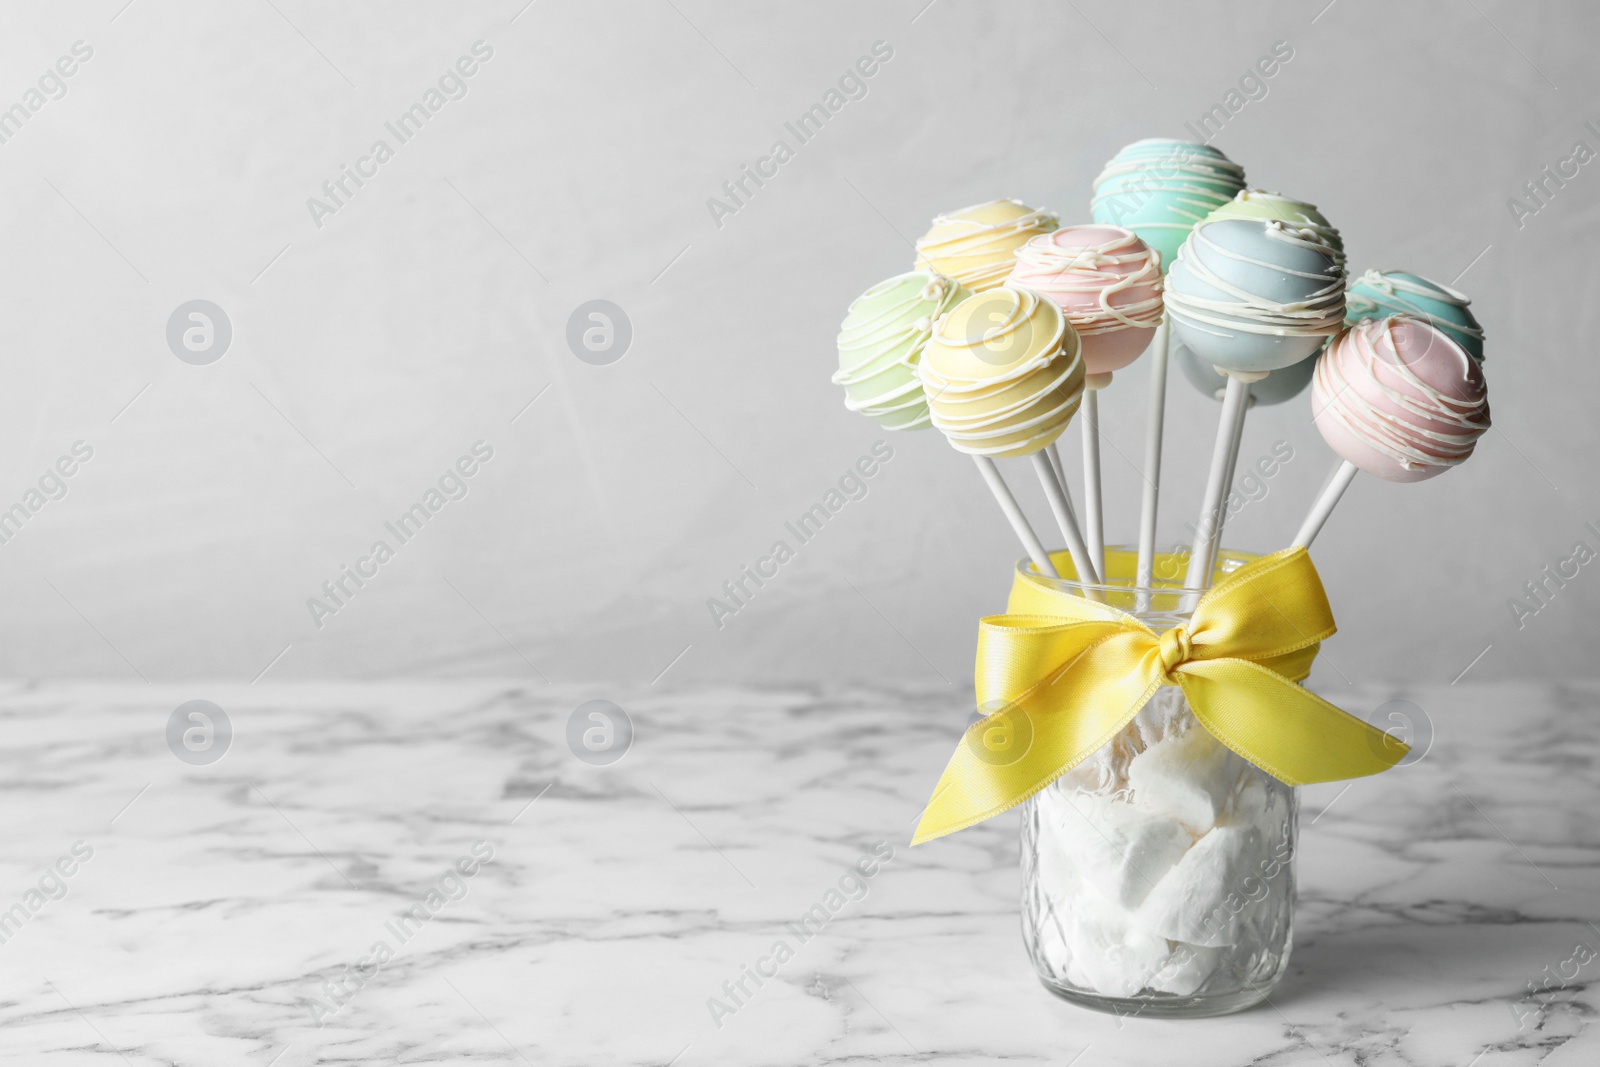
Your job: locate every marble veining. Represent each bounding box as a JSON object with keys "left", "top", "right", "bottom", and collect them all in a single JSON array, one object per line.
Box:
[{"left": 0, "top": 679, "right": 1594, "bottom": 1064}]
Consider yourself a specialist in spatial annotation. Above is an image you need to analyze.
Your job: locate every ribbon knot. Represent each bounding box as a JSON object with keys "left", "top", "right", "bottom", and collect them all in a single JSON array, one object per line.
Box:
[
  {"left": 912, "top": 547, "right": 1410, "bottom": 845},
  {"left": 1157, "top": 624, "right": 1191, "bottom": 685}
]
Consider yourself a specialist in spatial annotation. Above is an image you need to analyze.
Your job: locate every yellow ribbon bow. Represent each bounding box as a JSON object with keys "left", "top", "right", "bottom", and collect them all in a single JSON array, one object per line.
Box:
[{"left": 913, "top": 547, "right": 1407, "bottom": 845}]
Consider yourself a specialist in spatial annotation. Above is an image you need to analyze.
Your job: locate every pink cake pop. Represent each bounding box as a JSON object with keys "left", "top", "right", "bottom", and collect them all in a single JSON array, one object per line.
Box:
[
  {"left": 1313, "top": 315, "right": 1489, "bottom": 483},
  {"left": 1007, "top": 224, "right": 1163, "bottom": 575},
  {"left": 1007, "top": 225, "right": 1162, "bottom": 380},
  {"left": 1294, "top": 315, "right": 1490, "bottom": 547}
]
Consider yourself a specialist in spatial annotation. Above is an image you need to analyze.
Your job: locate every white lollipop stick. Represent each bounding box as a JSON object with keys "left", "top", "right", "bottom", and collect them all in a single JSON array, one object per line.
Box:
[
  {"left": 1204, "top": 384, "right": 1258, "bottom": 583},
  {"left": 1081, "top": 373, "right": 1110, "bottom": 579},
  {"left": 1134, "top": 318, "right": 1170, "bottom": 612},
  {"left": 1047, "top": 437, "right": 1068, "bottom": 497},
  {"left": 1033, "top": 448, "right": 1101, "bottom": 586},
  {"left": 1182, "top": 372, "right": 1258, "bottom": 601},
  {"left": 1293, "top": 459, "right": 1358, "bottom": 549},
  {"left": 972, "top": 455, "right": 1058, "bottom": 578}
]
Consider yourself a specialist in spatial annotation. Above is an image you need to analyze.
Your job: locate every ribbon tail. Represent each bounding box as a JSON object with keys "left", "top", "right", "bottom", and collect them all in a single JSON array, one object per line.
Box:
[
  {"left": 1177, "top": 658, "right": 1408, "bottom": 785},
  {"left": 913, "top": 631, "right": 1162, "bottom": 845}
]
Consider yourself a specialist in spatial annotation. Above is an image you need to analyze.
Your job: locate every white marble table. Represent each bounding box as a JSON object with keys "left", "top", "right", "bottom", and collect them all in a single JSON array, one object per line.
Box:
[{"left": 0, "top": 680, "right": 1594, "bottom": 1065}]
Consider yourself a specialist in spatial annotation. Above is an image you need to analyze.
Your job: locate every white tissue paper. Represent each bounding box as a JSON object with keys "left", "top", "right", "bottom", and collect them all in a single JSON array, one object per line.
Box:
[
  {"left": 1031, "top": 709, "right": 1289, "bottom": 999},
  {"left": 1134, "top": 823, "right": 1266, "bottom": 946}
]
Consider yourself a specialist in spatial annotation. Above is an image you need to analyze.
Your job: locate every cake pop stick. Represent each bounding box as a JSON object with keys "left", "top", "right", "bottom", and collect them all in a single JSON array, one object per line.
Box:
[
  {"left": 1204, "top": 385, "right": 1260, "bottom": 579},
  {"left": 1080, "top": 382, "right": 1105, "bottom": 576},
  {"left": 1291, "top": 459, "right": 1358, "bottom": 548},
  {"left": 832, "top": 269, "right": 1065, "bottom": 572},
  {"left": 1164, "top": 218, "right": 1345, "bottom": 595},
  {"left": 1032, "top": 448, "right": 1100, "bottom": 585},
  {"left": 918, "top": 286, "right": 1098, "bottom": 583},
  {"left": 1008, "top": 224, "right": 1163, "bottom": 584},
  {"left": 973, "top": 454, "right": 1058, "bottom": 577},
  {"left": 1184, "top": 371, "right": 1254, "bottom": 598},
  {"left": 1134, "top": 317, "right": 1170, "bottom": 610},
  {"left": 1046, "top": 439, "right": 1068, "bottom": 498},
  {"left": 1176, "top": 191, "right": 1345, "bottom": 580},
  {"left": 1090, "top": 140, "right": 1245, "bottom": 606},
  {"left": 1294, "top": 315, "right": 1490, "bottom": 548}
]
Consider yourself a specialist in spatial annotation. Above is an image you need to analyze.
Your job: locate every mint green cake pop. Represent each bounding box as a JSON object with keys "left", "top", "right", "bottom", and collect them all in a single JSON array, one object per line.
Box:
[
  {"left": 834, "top": 271, "right": 972, "bottom": 430},
  {"left": 1345, "top": 270, "right": 1485, "bottom": 361},
  {"left": 1091, "top": 139, "right": 1246, "bottom": 273}
]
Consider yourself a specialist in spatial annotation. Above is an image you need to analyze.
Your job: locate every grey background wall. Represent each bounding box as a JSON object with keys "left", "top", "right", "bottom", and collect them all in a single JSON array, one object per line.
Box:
[{"left": 0, "top": 1, "right": 1593, "bottom": 691}]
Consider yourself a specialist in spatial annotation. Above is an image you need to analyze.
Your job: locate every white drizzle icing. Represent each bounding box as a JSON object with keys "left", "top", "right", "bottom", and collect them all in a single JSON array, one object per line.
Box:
[
  {"left": 1090, "top": 141, "right": 1245, "bottom": 231},
  {"left": 1164, "top": 219, "right": 1345, "bottom": 337},
  {"left": 833, "top": 272, "right": 965, "bottom": 429},
  {"left": 1009, "top": 227, "right": 1164, "bottom": 336},
  {"left": 918, "top": 287, "right": 1084, "bottom": 456},
  {"left": 914, "top": 200, "right": 1058, "bottom": 291},
  {"left": 1216, "top": 189, "right": 1344, "bottom": 265},
  {"left": 1345, "top": 269, "right": 1486, "bottom": 347},
  {"left": 1314, "top": 316, "right": 1490, "bottom": 471}
]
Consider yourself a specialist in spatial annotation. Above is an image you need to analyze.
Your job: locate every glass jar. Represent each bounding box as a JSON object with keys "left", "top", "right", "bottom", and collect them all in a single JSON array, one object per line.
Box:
[{"left": 1018, "top": 547, "right": 1297, "bottom": 1018}]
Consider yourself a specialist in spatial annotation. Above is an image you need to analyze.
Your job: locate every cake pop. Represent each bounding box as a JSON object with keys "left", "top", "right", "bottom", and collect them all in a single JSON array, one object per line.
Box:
[
  {"left": 1090, "top": 138, "right": 1246, "bottom": 603},
  {"left": 1206, "top": 189, "right": 1344, "bottom": 266},
  {"left": 834, "top": 271, "right": 971, "bottom": 430},
  {"left": 1008, "top": 224, "right": 1163, "bottom": 577},
  {"left": 1091, "top": 139, "right": 1246, "bottom": 272},
  {"left": 1345, "top": 270, "right": 1484, "bottom": 361},
  {"left": 1165, "top": 217, "right": 1344, "bottom": 593},
  {"left": 914, "top": 199, "right": 1057, "bottom": 292},
  {"left": 1166, "top": 218, "right": 1344, "bottom": 374},
  {"left": 1294, "top": 315, "right": 1489, "bottom": 546},
  {"left": 920, "top": 287, "right": 1099, "bottom": 582}
]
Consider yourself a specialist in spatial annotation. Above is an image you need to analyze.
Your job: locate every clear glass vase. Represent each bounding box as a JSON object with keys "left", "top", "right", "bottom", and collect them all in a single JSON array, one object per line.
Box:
[{"left": 1018, "top": 547, "right": 1297, "bottom": 1018}]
